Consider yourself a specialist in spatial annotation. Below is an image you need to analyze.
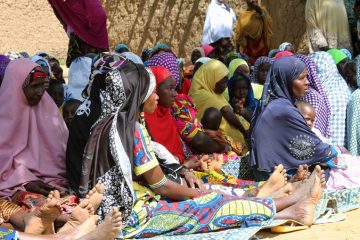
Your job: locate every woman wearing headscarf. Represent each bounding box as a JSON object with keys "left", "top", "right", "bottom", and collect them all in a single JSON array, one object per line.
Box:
[
  {"left": 234, "top": 0, "right": 273, "bottom": 64},
  {"left": 250, "top": 56, "right": 337, "bottom": 180},
  {"left": 189, "top": 60, "right": 250, "bottom": 155},
  {"left": 305, "top": 0, "right": 352, "bottom": 52},
  {"left": 191, "top": 47, "right": 205, "bottom": 65},
  {"left": 146, "top": 52, "right": 181, "bottom": 87},
  {"left": 223, "top": 58, "right": 250, "bottom": 101},
  {"left": 309, "top": 52, "right": 351, "bottom": 146},
  {"left": 278, "top": 42, "right": 295, "bottom": 53},
  {"left": 78, "top": 57, "right": 324, "bottom": 238},
  {"left": 295, "top": 54, "right": 332, "bottom": 138},
  {"left": 0, "top": 59, "right": 68, "bottom": 200},
  {"left": 327, "top": 49, "right": 350, "bottom": 77},
  {"left": 48, "top": 0, "right": 109, "bottom": 67},
  {"left": 115, "top": 43, "right": 130, "bottom": 54},
  {"left": 66, "top": 53, "right": 129, "bottom": 194},
  {"left": 250, "top": 56, "right": 273, "bottom": 99}
]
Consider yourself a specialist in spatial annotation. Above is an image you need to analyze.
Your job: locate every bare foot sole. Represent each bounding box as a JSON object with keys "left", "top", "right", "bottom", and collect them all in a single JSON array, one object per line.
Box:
[
  {"left": 58, "top": 199, "right": 94, "bottom": 233},
  {"left": 289, "top": 164, "right": 309, "bottom": 183},
  {"left": 271, "top": 183, "right": 293, "bottom": 198},
  {"left": 77, "top": 207, "right": 122, "bottom": 240},
  {"left": 24, "top": 190, "right": 61, "bottom": 234},
  {"left": 85, "top": 184, "right": 105, "bottom": 212},
  {"left": 256, "top": 164, "right": 287, "bottom": 198}
]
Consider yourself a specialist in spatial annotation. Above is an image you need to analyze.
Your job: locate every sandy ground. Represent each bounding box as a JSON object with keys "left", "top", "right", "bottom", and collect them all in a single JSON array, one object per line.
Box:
[{"left": 258, "top": 208, "right": 360, "bottom": 240}]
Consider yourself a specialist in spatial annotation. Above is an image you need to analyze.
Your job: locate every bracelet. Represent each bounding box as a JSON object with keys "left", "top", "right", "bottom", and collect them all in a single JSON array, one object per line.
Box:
[{"left": 149, "top": 175, "right": 168, "bottom": 190}]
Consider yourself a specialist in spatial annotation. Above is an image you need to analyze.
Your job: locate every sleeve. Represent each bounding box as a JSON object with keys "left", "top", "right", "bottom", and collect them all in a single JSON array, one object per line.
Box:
[{"left": 133, "top": 122, "right": 159, "bottom": 176}]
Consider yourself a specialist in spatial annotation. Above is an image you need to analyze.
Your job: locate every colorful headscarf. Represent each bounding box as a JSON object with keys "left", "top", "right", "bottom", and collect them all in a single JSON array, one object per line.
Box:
[
  {"left": 228, "top": 59, "right": 248, "bottom": 78},
  {"left": 146, "top": 52, "right": 180, "bottom": 86},
  {"left": 327, "top": 49, "right": 348, "bottom": 64},
  {"left": 295, "top": 54, "right": 332, "bottom": 137},
  {"left": 250, "top": 56, "right": 273, "bottom": 83},
  {"left": 151, "top": 43, "right": 172, "bottom": 57},
  {"left": 309, "top": 51, "right": 351, "bottom": 146},
  {"left": 274, "top": 51, "right": 294, "bottom": 60},
  {"left": 268, "top": 49, "right": 280, "bottom": 58},
  {"left": 30, "top": 55, "right": 52, "bottom": 75},
  {"left": 278, "top": 42, "right": 293, "bottom": 51},
  {"left": 120, "top": 52, "right": 143, "bottom": 65},
  {"left": 4, "top": 51, "right": 23, "bottom": 60},
  {"left": 145, "top": 66, "right": 185, "bottom": 163},
  {"left": 0, "top": 55, "right": 11, "bottom": 84},
  {"left": 115, "top": 43, "right": 129, "bottom": 53},
  {"left": 192, "top": 47, "right": 205, "bottom": 59},
  {"left": 202, "top": 44, "right": 215, "bottom": 57},
  {"left": 341, "top": 48, "right": 352, "bottom": 60}
]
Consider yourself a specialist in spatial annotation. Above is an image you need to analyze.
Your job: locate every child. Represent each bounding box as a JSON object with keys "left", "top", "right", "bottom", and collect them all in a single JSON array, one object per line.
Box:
[
  {"left": 47, "top": 79, "right": 64, "bottom": 108},
  {"left": 63, "top": 98, "right": 82, "bottom": 128}
]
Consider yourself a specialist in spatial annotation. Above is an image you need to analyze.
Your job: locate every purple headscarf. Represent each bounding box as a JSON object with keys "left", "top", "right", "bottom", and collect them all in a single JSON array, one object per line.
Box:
[
  {"left": 146, "top": 52, "right": 180, "bottom": 86},
  {"left": 251, "top": 56, "right": 332, "bottom": 172},
  {"left": 0, "top": 55, "right": 11, "bottom": 86},
  {"left": 295, "top": 54, "right": 332, "bottom": 137},
  {"left": 250, "top": 56, "right": 273, "bottom": 83}
]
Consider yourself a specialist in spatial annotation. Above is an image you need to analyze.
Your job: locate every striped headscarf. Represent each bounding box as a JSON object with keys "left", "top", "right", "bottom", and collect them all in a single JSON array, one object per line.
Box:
[
  {"left": 146, "top": 52, "right": 180, "bottom": 86},
  {"left": 250, "top": 56, "right": 273, "bottom": 83},
  {"left": 295, "top": 54, "right": 332, "bottom": 137},
  {"left": 309, "top": 51, "right": 351, "bottom": 146}
]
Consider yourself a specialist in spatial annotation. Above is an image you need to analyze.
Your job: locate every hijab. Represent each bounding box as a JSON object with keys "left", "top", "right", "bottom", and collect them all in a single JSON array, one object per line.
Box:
[
  {"left": 80, "top": 62, "right": 152, "bottom": 225},
  {"left": 228, "top": 58, "right": 249, "bottom": 78},
  {"left": 144, "top": 66, "right": 185, "bottom": 163},
  {"left": 115, "top": 43, "right": 129, "bottom": 53},
  {"left": 192, "top": 47, "right": 205, "bottom": 58},
  {"left": 274, "top": 51, "right": 294, "bottom": 60},
  {"left": 327, "top": 49, "right": 348, "bottom": 64},
  {"left": 251, "top": 56, "right": 332, "bottom": 172},
  {"left": 146, "top": 52, "right": 181, "bottom": 86},
  {"left": 120, "top": 52, "right": 144, "bottom": 65},
  {"left": 250, "top": 56, "right": 273, "bottom": 83},
  {"left": 278, "top": 42, "right": 293, "bottom": 51},
  {"left": 295, "top": 54, "right": 332, "bottom": 137},
  {"left": 309, "top": 51, "right": 351, "bottom": 146},
  {"left": 0, "top": 59, "right": 68, "bottom": 199},
  {"left": 341, "top": 48, "right": 352, "bottom": 60},
  {"left": 202, "top": 44, "right": 215, "bottom": 57}
]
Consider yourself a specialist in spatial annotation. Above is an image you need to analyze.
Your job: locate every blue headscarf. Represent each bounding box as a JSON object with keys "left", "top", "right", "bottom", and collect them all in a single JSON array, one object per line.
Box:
[
  {"left": 115, "top": 44, "right": 129, "bottom": 53},
  {"left": 250, "top": 56, "right": 333, "bottom": 173},
  {"left": 228, "top": 72, "right": 259, "bottom": 113}
]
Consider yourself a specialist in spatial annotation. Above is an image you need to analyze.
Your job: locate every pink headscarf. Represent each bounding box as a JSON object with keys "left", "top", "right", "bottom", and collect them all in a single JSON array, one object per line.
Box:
[
  {"left": 202, "top": 44, "right": 215, "bottom": 57},
  {"left": 274, "top": 51, "right": 294, "bottom": 60},
  {"left": 0, "top": 59, "right": 69, "bottom": 199},
  {"left": 49, "top": 0, "right": 109, "bottom": 49}
]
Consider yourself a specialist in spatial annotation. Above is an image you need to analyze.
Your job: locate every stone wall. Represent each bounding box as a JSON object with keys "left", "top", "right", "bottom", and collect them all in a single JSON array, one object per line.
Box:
[{"left": 0, "top": 0, "right": 308, "bottom": 61}]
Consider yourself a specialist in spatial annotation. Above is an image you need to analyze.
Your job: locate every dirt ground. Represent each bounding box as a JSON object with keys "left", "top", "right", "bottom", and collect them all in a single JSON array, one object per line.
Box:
[{"left": 258, "top": 208, "right": 360, "bottom": 240}]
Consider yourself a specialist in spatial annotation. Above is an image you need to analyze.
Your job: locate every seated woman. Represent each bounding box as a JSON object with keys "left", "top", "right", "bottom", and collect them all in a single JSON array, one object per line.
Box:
[
  {"left": 223, "top": 58, "right": 250, "bottom": 101},
  {"left": 0, "top": 59, "right": 69, "bottom": 204},
  {"left": 327, "top": 49, "right": 349, "bottom": 77},
  {"left": 250, "top": 56, "right": 341, "bottom": 181},
  {"left": 250, "top": 56, "right": 273, "bottom": 99},
  {"left": 78, "top": 60, "right": 325, "bottom": 238},
  {"left": 228, "top": 72, "right": 259, "bottom": 121},
  {"left": 189, "top": 59, "right": 250, "bottom": 155}
]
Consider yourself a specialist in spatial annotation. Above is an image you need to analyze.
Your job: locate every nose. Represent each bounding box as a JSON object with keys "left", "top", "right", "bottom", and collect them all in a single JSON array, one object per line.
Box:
[{"left": 304, "top": 77, "right": 309, "bottom": 86}]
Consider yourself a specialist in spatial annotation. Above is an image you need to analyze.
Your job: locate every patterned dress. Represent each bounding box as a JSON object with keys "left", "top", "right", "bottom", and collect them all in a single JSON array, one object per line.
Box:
[{"left": 122, "top": 123, "right": 275, "bottom": 239}]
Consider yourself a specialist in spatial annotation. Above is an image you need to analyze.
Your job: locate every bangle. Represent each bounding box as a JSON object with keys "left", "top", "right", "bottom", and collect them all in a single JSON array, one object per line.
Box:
[{"left": 149, "top": 175, "right": 168, "bottom": 190}]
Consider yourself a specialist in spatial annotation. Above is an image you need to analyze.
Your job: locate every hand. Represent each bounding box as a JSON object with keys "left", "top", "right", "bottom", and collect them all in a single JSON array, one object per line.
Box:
[
  {"left": 183, "top": 169, "right": 205, "bottom": 190},
  {"left": 24, "top": 180, "right": 57, "bottom": 196},
  {"left": 183, "top": 158, "right": 202, "bottom": 170}
]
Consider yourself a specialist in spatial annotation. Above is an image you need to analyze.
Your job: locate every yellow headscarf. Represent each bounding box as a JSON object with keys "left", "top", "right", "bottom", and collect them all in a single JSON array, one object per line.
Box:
[
  {"left": 189, "top": 59, "right": 229, "bottom": 119},
  {"left": 228, "top": 59, "right": 249, "bottom": 78}
]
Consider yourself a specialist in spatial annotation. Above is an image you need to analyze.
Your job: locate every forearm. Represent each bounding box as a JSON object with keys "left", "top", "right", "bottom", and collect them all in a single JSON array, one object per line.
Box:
[{"left": 221, "top": 107, "right": 247, "bottom": 135}]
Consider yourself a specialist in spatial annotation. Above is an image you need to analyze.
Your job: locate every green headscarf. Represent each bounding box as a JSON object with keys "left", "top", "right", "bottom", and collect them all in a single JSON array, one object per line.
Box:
[
  {"left": 228, "top": 59, "right": 248, "bottom": 78},
  {"left": 327, "top": 49, "right": 348, "bottom": 65}
]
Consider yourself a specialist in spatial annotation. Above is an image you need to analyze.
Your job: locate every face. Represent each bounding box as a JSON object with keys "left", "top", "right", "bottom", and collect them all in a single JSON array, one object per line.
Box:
[
  {"left": 233, "top": 78, "right": 249, "bottom": 100},
  {"left": 23, "top": 70, "right": 49, "bottom": 106},
  {"left": 158, "top": 77, "right": 177, "bottom": 108},
  {"left": 214, "top": 76, "right": 229, "bottom": 94},
  {"left": 337, "top": 58, "right": 349, "bottom": 76},
  {"left": 344, "top": 63, "right": 357, "bottom": 88},
  {"left": 63, "top": 101, "right": 81, "bottom": 128},
  {"left": 235, "top": 65, "right": 250, "bottom": 77},
  {"left": 48, "top": 83, "right": 64, "bottom": 107},
  {"left": 257, "top": 62, "right": 271, "bottom": 85},
  {"left": 299, "top": 106, "right": 316, "bottom": 128},
  {"left": 246, "top": 0, "right": 258, "bottom": 6},
  {"left": 143, "top": 90, "right": 159, "bottom": 114},
  {"left": 292, "top": 69, "right": 309, "bottom": 98},
  {"left": 285, "top": 45, "right": 295, "bottom": 53},
  {"left": 191, "top": 50, "right": 202, "bottom": 65}
]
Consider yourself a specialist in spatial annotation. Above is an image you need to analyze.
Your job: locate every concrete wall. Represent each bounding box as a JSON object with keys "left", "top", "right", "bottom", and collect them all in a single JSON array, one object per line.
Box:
[{"left": 0, "top": 0, "right": 308, "bottom": 61}]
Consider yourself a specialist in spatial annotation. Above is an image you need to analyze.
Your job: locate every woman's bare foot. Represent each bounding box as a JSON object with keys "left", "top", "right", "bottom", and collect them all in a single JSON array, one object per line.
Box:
[
  {"left": 77, "top": 207, "right": 122, "bottom": 240},
  {"left": 312, "top": 165, "right": 326, "bottom": 188},
  {"left": 85, "top": 184, "right": 104, "bottom": 212},
  {"left": 58, "top": 199, "right": 94, "bottom": 233},
  {"left": 24, "top": 190, "right": 61, "bottom": 234},
  {"left": 288, "top": 165, "right": 309, "bottom": 183},
  {"left": 256, "top": 165, "right": 287, "bottom": 197},
  {"left": 275, "top": 175, "right": 323, "bottom": 227},
  {"left": 271, "top": 183, "right": 293, "bottom": 198}
]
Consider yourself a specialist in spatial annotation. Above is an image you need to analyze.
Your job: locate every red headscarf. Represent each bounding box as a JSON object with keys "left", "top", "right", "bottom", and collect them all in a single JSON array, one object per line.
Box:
[
  {"left": 145, "top": 66, "right": 185, "bottom": 163},
  {"left": 274, "top": 51, "right": 294, "bottom": 60}
]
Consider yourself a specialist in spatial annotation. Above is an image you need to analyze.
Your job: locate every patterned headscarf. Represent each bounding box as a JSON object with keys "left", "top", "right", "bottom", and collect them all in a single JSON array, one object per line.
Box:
[
  {"left": 146, "top": 52, "right": 180, "bottom": 86},
  {"left": 278, "top": 42, "right": 293, "bottom": 51},
  {"left": 341, "top": 48, "right": 352, "bottom": 60},
  {"left": 120, "top": 52, "right": 143, "bottom": 65},
  {"left": 295, "top": 54, "right": 332, "bottom": 137},
  {"left": 250, "top": 56, "right": 273, "bottom": 83},
  {"left": 91, "top": 52, "right": 129, "bottom": 81},
  {"left": 4, "top": 51, "right": 23, "bottom": 60},
  {"left": 0, "top": 55, "right": 11, "bottom": 84},
  {"left": 309, "top": 51, "right": 351, "bottom": 146},
  {"left": 115, "top": 44, "right": 129, "bottom": 53}
]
